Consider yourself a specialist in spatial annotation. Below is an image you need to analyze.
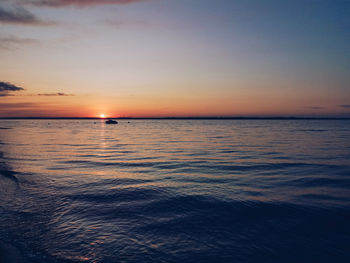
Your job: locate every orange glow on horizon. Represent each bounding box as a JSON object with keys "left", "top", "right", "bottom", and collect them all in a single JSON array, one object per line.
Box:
[{"left": 100, "top": 114, "right": 106, "bottom": 118}]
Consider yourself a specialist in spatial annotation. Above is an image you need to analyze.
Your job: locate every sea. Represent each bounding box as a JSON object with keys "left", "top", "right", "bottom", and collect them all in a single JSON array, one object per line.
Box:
[{"left": 0, "top": 119, "right": 349, "bottom": 263}]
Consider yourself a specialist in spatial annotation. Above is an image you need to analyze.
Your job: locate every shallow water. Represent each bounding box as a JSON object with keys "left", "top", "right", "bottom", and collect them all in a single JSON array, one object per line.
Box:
[{"left": 0, "top": 119, "right": 350, "bottom": 262}]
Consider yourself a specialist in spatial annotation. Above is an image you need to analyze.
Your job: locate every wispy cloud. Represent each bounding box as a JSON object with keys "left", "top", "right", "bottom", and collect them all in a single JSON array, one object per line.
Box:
[
  {"left": 1, "top": 0, "right": 145, "bottom": 28},
  {"left": 0, "top": 81, "right": 24, "bottom": 97},
  {"left": 0, "top": 6, "right": 51, "bottom": 25},
  {"left": 25, "top": 0, "right": 147, "bottom": 7},
  {"left": 0, "top": 93, "right": 15, "bottom": 97},
  {"left": 0, "top": 102, "right": 49, "bottom": 117},
  {"left": 36, "top": 93, "right": 74, "bottom": 96},
  {"left": 0, "top": 36, "right": 40, "bottom": 50},
  {"left": 103, "top": 18, "right": 148, "bottom": 28},
  {"left": 0, "top": 102, "right": 38, "bottom": 108},
  {"left": 305, "top": 106, "right": 326, "bottom": 110},
  {"left": 338, "top": 104, "right": 350, "bottom": 108}
]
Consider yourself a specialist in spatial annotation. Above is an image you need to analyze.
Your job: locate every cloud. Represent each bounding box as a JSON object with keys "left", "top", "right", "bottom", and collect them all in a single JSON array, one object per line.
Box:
[
  {"left": 0, "top": 82, "right": 24, "bottom": 97},
  {"left": 103, "top": 18, "right": 148, "bottom": 28},
  {"left": 5, "top": 92, "right": 75, "bottom": 97},
  {"left": 0, "top": 82, "right": 24, "bottom": 92},
  {"left": 338, "top": 105, "right": 350, "bottom": 108},
  {"left": 0, "top": 36, "right": 40, "bottom": 50},
  {"left": 26, "top": 0, "right": 147, "bottom": 7},
  {"left": 0, "top": 6, "right": 50, "bottom": 25},
  {"left": 0, "top": 102, "right": 38, "bottom": 109},
  {"left": 36, "top": 93, "right": 74, "bottom": 96},
  {"left": 305, "top": 106, "right": 325, "bottom": 110},
  {"left": 0, "top": 93, "right": 15, "bottom": 97},
  {"left": 0, "top": 102, "right": 50, "bottom": 117}
]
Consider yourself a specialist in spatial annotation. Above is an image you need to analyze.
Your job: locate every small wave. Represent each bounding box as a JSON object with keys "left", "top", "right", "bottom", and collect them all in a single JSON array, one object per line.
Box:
[
  {"left": 198, "top": 162, "right": 338, "bottom": 172},
  {"left": 136, "top": 196, "right": 350, "bottom": 233},
  {"left": 0, "top": 168, "right": 19, "bottom": 183},
  {"left": 298, "top": 194, "right": 349, "bottom": 202},
  {"left": 60, "top": 160, "right": 182, "bottom": 169},
  {"left": 287, "top": 177, "right": 350, "bottom": 189},
  {"left": 293, "top": 129, "right": 328, "bottom": 132},
  {"left": 83, "top": 178, "right": 153, "bottom": 188},
  {"left": 66, "top": 187, "right": 168, "bottom": 204}
]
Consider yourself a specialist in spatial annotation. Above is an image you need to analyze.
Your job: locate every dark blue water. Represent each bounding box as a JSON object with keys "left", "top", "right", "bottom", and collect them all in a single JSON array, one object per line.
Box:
[{"left": 0, "top": 120, "right": 350, "bottom": 262}]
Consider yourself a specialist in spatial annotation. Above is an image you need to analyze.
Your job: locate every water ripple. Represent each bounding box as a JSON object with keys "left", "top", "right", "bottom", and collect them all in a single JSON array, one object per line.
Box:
[{"left": 1, "top": 119, "right": 350, "bottom": 263}]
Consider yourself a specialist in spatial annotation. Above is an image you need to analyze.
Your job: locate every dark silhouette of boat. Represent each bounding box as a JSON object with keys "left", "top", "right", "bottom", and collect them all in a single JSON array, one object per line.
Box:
[{"left": 105, "top": 119, "right": 118, "bottom": 124}]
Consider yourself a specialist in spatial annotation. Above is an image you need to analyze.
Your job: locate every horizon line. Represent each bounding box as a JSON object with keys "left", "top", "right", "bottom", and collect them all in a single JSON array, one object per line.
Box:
[{"left": 1, "top": 116, "right": 350, "bottom": 120}]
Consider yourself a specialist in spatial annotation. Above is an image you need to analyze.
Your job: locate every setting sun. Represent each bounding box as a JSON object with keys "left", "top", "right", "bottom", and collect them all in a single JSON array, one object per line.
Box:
[{"left": 100, "top": 114, "right": 105, "bottom": 118}]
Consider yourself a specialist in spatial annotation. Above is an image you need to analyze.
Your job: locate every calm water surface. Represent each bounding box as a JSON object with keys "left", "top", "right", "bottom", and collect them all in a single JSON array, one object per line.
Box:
[{"left": 0, "top": 120, "right": 350, "bottom": 262}]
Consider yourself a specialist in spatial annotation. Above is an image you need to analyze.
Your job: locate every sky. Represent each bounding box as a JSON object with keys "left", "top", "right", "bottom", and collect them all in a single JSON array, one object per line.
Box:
[{"left": 0, "top": 0, "right": 350, "bottom": 118}]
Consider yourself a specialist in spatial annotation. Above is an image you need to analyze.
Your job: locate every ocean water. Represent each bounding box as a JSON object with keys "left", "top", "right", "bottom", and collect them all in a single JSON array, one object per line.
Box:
[{"left": 0, "top": 119, "right": 350, "bottom": 263}]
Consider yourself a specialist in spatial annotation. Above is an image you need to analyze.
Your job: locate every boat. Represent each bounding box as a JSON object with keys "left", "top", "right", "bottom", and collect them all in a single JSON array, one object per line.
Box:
[{"left": 105, "top": 119, "right": 118, "bottom": 124}]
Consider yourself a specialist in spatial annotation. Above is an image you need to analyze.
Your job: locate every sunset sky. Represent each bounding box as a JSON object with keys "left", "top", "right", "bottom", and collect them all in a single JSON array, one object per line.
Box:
[{"left": 1, "top": 0, "right": 349, "bottom": 117}]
